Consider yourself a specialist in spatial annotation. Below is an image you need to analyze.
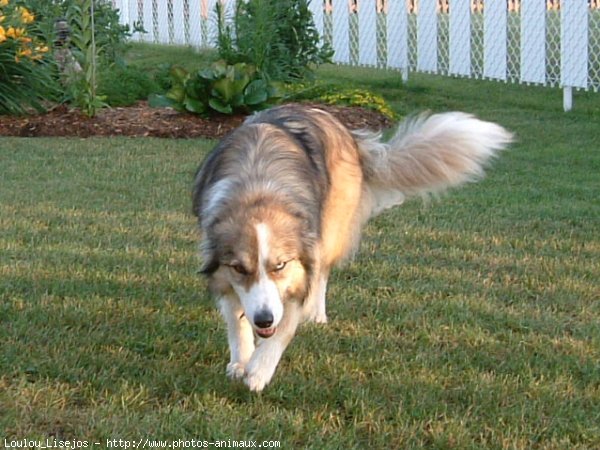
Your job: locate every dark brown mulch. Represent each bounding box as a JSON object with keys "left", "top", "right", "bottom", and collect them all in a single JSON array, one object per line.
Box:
[{"left": 0, "top": 101, "right": 394, "bottom": 139}]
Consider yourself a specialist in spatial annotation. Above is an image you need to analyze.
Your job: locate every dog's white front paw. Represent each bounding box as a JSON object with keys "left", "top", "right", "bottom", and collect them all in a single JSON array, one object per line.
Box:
[
  {"left": 243, "top": 357, "right": 278, "bottom": 392},
  {"left": 226, "top": 362, "right": 246, "bottom": 380},
  {"left": 314, "top": 313, "right": 328, "bottom": 324},
  {"left": 306, "top": 310, "right": 328, "bottom": 324},
  {"left": 244, "top": 366, "right": 273, "bottom": 392}
]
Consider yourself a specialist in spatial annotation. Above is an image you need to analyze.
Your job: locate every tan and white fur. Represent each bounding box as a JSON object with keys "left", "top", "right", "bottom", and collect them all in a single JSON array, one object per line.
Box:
[{"left": 192, "top": 104, "right": 512, "bottom": 392}]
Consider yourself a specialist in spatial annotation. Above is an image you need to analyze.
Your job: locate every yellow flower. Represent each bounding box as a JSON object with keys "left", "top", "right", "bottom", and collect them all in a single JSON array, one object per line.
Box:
[
  {"left": 19, "top": 7, "right": 34, "bottom": 24},
  {"left": 6, "top": 26, "right": 24, "bottom": 39},
  {"left": 17, "top": 47, "right": 32, "bottom": 58},
  {"left": 0, "top": 25, "right": 5, "bottom": 44},
  {"left": 15, "top": 46, "right": 31, "bottom": 62},
  {"left": 35, "top": 44, "right": 48, "bottom": 53},
  {"left": 0, "top": 0, "right": 8, "bottom": 7}
]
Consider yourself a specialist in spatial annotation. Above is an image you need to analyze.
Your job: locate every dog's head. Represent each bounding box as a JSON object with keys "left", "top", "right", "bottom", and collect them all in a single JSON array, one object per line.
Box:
[{"left": 198, "top": 203, "right": 315, "bottom": 338}]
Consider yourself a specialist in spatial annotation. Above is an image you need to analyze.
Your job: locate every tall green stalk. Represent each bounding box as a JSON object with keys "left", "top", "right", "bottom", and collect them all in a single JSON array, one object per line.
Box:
[{"left": 68, "top": 0, "right": 106, "bottom": 117}]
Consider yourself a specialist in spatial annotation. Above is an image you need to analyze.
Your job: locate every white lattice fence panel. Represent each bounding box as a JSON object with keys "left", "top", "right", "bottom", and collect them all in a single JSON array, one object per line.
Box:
[
  {"left": 113, "top": 0, "right": 215, "bottom": 47},
  {"left": 484, "top": 0, "right": 507, "bottom": 80},
  {"left": 172, "top": 0, "right": 186, "bottom": 45},
  {"left": 140, "top": 0, "right": 153, "bottom": 43},
  {"left": 449, "top": 0, "right": 470, "bottom": 76},
  {"left": 188, "top": 0, "right": 203, "bottom": 47},
  {"left": 205, "top": 0, "right": 218, "bottom": 48},
  {"left": 386, "top": 0, "right": 408, "bottom": 72},
  {"left": 591, "top": 4, "right": 600, "bottom": 91},
  {"left": 506, "top": 5, "right": 520, "bottom": 82},
  {"left": 521, "top": 0, "right": 545, "bottom": 85},
  {"left": 562, "top": 0, "right": 588, "bottom": 89},
  {"left": 546, "top": 6, "right": 561, "bottom": 86},
  {"left": 407, "top": 4, "right": 417, "bottom": 71},
  {"left": 358, "top": 0, "right": 378, "bottom": 66},
  {"left": 332, "top": 0, "right": 351, "bottom": 64},
  {"left": 417, "top": 0, "right": 437, "bottom": 72},
  {"left": 156, "top": 0, "right": 169, "bottom": 43},
  {"left": 470, "top": 6, "right": 483, "bottom": 78},
  {"left": 437, "top": 5, "right": 449, "bottom": 74},
  {"left": 309, "top": 0, "right": 325, "bottom": 39}
]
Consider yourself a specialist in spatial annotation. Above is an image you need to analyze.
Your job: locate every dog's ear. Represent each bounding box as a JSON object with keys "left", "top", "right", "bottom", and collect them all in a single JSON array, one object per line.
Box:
[
  {"left": 192, "top": 172, "right": 206, "bottom": 220},
  {"left": 197, "top": 237, "right": 220, "bottom": 276},
  {"left": 199, "top": 257, "right": 219, "bottom": 276},
  {"left": 192, "top": 143, "right": 221, "bottom": 219}
]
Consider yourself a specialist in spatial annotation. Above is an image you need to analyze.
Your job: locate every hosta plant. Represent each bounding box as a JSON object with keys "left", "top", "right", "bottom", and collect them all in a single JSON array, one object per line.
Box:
[{"left": 150, "top": 60, "right": 282, "bottom": 116}]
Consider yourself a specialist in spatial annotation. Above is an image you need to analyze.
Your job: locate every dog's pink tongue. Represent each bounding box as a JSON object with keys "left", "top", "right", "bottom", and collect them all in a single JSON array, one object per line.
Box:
[{"left": 257, "top": 327, "right": 276, "bottom": 338}]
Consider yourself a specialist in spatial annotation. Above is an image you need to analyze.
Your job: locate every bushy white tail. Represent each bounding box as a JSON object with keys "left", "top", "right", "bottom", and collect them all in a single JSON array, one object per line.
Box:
[{"left": 356, "top": 112, "right": 513, "bottom": 217}]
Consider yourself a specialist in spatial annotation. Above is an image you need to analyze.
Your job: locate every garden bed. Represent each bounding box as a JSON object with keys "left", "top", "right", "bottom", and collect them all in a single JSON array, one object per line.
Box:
[{"left": 0, "top": 102, "right": 393, "bottom": 139}]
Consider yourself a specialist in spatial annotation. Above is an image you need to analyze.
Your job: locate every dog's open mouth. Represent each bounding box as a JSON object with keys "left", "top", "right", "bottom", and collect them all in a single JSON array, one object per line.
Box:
[{"left": 256, "top": 327, "right": 277, "bottom": 338}]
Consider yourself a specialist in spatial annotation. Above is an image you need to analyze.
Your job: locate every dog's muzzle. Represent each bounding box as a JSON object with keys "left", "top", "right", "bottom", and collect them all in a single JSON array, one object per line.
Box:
[{"left": 254, "top": 310, "right": 277, "bottom": 338}]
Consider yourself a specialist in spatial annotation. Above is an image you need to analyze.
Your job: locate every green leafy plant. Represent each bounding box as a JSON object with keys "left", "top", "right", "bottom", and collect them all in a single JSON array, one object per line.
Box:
[
  {"left": 0, "top": 0, "right": 58, "bottom": 114},
  {"left": 149, "top": 60, "right": 281, "bottom": 116},
  {"left": 88, "top": 0, "right": 139, "bottom": 66},
  {"left": 67, "top": 0, "right": 107, "bottom": 117},
  {"left": 216, "top": 0, "right": 332, "bottom": 82},
  {"left": 98, "top": 64, "right": 161, "bottom": 107}
]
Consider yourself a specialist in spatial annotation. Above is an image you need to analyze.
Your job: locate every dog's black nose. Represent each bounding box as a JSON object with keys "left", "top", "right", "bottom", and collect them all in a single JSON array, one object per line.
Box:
[{"left": 254, "top": 310, "right": 274, "bottom": 329}]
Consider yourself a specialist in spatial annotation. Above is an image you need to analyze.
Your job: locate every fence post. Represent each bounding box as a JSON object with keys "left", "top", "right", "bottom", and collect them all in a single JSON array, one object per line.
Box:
[
  {"left": 563, "top": 87, "right": 573, "bottom": 112},
  {"left": 561, "top": 0, "right": 588, "bottom": 111}
]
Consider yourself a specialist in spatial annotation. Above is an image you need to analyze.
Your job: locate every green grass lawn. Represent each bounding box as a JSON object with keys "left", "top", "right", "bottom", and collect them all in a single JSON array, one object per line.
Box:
[{"left": 1, "top": 46, "right": 599, "bottom": 448}]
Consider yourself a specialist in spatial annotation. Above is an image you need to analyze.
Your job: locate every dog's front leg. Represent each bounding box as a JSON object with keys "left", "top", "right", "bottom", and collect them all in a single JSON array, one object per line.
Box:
[
  {"left": 303, "top": 270, "right": 329, "bottom": 324},
  {"left": 219, "top": 296, "right": 255, "bottom": 379},
  {"left": 313, "top": 271, "right": 329, "bottom": 323},
  {"left": 244, "top": 301, "right": 300, "bottom": 392}
]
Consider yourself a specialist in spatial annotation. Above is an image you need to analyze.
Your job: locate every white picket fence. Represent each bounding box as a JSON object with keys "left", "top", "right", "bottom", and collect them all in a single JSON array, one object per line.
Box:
[{"left": 112, "top": 0, "right": 600, "bottom": 111}]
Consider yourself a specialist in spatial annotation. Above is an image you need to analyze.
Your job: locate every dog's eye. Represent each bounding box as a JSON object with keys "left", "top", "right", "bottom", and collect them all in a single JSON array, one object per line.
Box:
[
  {"left": 273, "top": 261, "right": 287, "bottom": 272},
  {"left": 231, "top": 264, "right": 249, "bottom": 275}
]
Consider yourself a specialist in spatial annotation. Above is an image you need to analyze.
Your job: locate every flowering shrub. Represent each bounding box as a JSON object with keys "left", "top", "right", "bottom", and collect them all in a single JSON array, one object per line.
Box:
[
  {"left": 316, "top": 88, "right": 397, "bottom": 120},
  {"left": 0, "top": 0, "right": 57, "bottom": 114},
  {"left": 286, "top": 82, "right": 398, "bottom": 120}
]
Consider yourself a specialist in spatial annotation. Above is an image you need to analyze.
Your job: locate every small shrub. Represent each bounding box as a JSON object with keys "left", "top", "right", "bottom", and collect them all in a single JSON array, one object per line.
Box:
[
  {"left": 98, "top": 64, "right": 160, "bottom": 107},
  {"left": 0, "top": 0, "right": 58, "bottom": 114},
  {"left": 216, "top": 0, "right": 332, "bottom": 82},
  {"left": 149, "top": 60, "right": 282, "bottom": 116},
  {"left": 152, "top": 63, "right": 173, "bottom": 91}
]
